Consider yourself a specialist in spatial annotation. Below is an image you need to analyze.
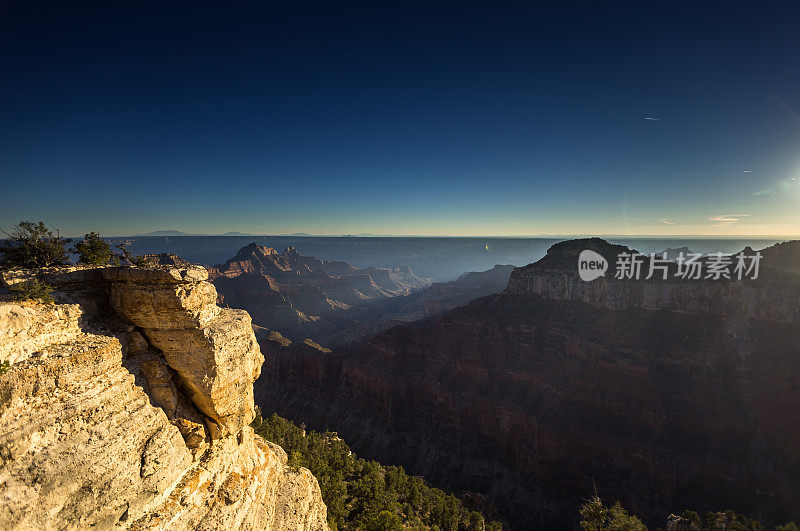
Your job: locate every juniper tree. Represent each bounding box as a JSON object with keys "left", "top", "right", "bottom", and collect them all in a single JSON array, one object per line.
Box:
[
  {"left": 73, "top": 232, "right": 115, "bottom": 265},
  {"left": 0, "top": 221, "right": 70, "bottom": 269}
]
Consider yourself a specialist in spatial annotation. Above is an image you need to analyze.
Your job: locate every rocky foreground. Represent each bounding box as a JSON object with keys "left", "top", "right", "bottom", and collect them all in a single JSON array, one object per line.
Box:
[
  {"left": 256, "top": 238, "right": 800, "bottom": 529},
  {"left": 0, "top": 265, "right": 329, "bottom": 530}
]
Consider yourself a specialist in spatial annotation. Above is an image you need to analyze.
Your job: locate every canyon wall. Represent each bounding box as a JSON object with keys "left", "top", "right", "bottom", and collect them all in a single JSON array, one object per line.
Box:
[
  {"left": 255, "top": 239, "right": 800, "bottom": 529},
  {"left": 0, "top": 265, "right": 329, "bottom": 530},
  {"left": 423, "top": 264, "right": 515, "bottom": 316},
  {"left": 507, "top": 269, "right": 800, "bottom": 322},
  {"left": 506, "top": 238, "right": 800, "bottom": 323}
]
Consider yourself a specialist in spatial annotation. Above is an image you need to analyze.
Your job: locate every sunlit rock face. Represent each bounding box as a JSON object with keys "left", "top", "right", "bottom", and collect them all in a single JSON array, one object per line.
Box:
[
  {"left": 255, "top": 239, "right": 800, "bottom": 529},
  {"left": 104, "top": 265, "right": 263, "bottom": 437},
  {"left": 0, "top": 265, "right": 329, "bottom": 531}
]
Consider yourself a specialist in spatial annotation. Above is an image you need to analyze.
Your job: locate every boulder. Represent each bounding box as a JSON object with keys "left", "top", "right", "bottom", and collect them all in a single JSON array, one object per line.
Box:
[
  {"left": 145, "top": 308, "right": 263, "bottom": 434},
  {"left": 109, "top": 281, "right": 219, "bottom": 330},
  {"left": 103, "top": 265, "right": 208, "bottom": 285}
]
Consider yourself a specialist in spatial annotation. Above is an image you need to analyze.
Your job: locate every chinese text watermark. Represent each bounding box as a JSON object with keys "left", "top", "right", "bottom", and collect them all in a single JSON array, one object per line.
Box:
[{"left": 578, "top": 251, "right": 762, "bottom": 282}]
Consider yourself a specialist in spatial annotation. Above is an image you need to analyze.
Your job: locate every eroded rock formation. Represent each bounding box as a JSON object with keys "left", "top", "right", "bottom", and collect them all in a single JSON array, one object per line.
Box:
[
  {"left": 0, "top": 265, "right": 329, "bottom": 530},
  {"left": 207, "top": 243, "right": 431, "bottom": 343}
]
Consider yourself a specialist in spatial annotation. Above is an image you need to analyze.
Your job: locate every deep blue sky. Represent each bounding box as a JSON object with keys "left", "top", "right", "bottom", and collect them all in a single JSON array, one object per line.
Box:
[{"left": 2, "top": 1, "right": 799, "bottom": 236}]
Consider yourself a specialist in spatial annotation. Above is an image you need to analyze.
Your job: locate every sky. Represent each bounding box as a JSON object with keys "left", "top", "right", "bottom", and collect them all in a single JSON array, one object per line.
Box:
[{"left": 1, "top": 1, "right": 799, "bottom": 237}]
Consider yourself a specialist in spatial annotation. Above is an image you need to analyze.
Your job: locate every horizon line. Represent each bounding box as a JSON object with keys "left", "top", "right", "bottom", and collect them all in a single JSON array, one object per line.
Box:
[{"left": 95, "top": 233, "right": 800, "bottom": 240}]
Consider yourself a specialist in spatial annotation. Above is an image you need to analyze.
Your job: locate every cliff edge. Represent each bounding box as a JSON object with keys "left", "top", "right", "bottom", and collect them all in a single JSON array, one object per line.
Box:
[{"left": 0, "top": 265, "right": 329, "bottom": 530}]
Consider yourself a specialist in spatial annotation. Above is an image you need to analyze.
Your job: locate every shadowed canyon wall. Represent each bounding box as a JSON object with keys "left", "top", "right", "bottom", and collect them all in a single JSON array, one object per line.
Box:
[{"left": 255, "top": 238, "right": 800, "bottom": 529}]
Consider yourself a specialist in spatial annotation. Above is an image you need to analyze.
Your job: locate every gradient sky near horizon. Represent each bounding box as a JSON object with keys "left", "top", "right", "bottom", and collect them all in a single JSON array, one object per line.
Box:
[{"left": 2, "top": 1, "right": 800, "bottom": 237}]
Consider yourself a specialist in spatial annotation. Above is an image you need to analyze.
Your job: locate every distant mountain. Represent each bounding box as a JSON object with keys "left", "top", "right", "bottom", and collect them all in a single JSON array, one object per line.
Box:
[
  {"left": 136, "top": 230, "right": 259, "bottom": 237},
  {"left": 658, "top": 246, "right": 693, "bottom": 260},
  {"left": 136, "top": 230, "right": 196, "bottom": 236}
]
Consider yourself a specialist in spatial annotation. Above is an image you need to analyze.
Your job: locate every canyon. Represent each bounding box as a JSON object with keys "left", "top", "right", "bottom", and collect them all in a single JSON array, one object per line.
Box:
[
  {"left": 206, "top": 243, "right": 516, "bottom": 349},
  {"left": 4, "top": 237, "right": 797, "bottom": 529},
  {"left": 255, "top": 238, "right": 800, "bottom": 529},
  {"left": 0, "top": 264, "right": 329, "bottom": 530}
]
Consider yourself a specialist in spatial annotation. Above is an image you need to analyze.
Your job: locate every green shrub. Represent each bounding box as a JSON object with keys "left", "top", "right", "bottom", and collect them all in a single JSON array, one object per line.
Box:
[
  {"left": 579, "top": 496, "right": 646, "bottom": 531},
  {"left": 366, "top": 511, "right": 403, "bottom": 531},
  {"left": 671, "top": 509, "right": 779, "bottom": 530},
  {"left": 0, "top": 360, "right": 10, "bottom": 376},
  {"left": 10, "top": 278, "right": 54, "bottom": 303},
  {"left": 0, "top": 221, "right": 70, "bottom": 269},
  {"left": 73, "top": 232, "right": 115, "bottom": 265},
  {"left": 696, "top": 510, "right": 764, "bottom": 530},
  {"left": 581, "top": 501, "right": 778, "bottom": 531}
]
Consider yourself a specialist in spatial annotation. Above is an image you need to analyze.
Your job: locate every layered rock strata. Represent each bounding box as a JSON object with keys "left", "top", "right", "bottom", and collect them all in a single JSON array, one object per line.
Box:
[
  {"left": 507, "top": 238, "right": 800, "bottom": 322},
  {"left": 0, "top": 265, "right": 329, "bottom": 530}
]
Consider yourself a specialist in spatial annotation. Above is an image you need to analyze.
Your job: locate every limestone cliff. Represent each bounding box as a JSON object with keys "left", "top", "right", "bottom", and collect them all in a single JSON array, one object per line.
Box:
[{"left": 0, "top": 265, "right": 329, "bottom": 530}]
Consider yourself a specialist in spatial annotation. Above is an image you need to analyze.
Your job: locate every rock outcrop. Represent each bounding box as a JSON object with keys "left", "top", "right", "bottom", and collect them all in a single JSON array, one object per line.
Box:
[
  {"left": 105, "top": 266, "right": 261, "bottom": 437},
  {"left": 0, "top": 265, "right": 329, "bottom": 530},
  {"left": 0, "top": 301, "right": 85, "bottom": 364},
  {"left": 254, "top": 239, "right": 800, "bottom": 529}
]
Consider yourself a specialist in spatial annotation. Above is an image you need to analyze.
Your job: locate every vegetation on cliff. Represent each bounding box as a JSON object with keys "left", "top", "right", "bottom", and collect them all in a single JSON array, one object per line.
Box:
[
  {"left": 116, "top": 243, "right": 154, "bottom": 267},
  {"left": 578, "top": 496, "right": 798, "bottom": 530},
  {"left": 73, "top": 232, "right": 116, "bottom": 265},
  {"left": 0, "top": 220, "right": 70, "bottom": 269},
  {"left": 667, "top": 510, "right": 796, "bottom": 530},
  {"left": 252, "top": 409, "right": 503, "bottom": 531},
  {"left": 578, "top": 496, "right": 646, "bottom": 530},
  {"left": 9, "top": 278, "right": 54, "bottom": 303}
]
